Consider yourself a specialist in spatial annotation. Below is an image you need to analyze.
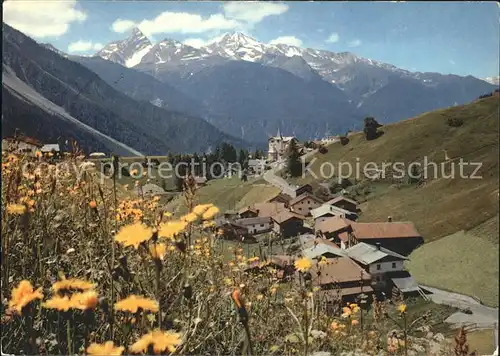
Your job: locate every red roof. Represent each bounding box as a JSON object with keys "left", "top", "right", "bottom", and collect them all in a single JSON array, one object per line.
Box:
[
  {"left": 315, "top": 216, "right": 353, "bottom": 233},
  {"left": 351, "top": 222, "right": 421, "bottom": 240},
  {"left": 326, "top": 196, "right": 359, "bottom": 206},
  {"left": 272, "top": 210, "right": 305, "bottom": 224},
  {"left": 289, "top": 192, "right": 323, "bottom": 206}
]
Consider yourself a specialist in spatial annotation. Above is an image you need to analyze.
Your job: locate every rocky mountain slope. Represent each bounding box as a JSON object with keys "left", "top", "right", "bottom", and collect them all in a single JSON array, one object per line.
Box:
[
  {"left": 90, "top": 29, "right": 495, "bottom": 142},
  {"left": 2, "top": 24, "right": 249, "bottom": 155}
]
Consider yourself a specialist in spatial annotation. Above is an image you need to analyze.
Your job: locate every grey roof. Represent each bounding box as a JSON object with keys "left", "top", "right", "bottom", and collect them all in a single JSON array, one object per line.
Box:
[
  {"left": 345, "top": 242, "right": 408, "bottom": 265},
  {"left": 298, "top": 234, "right": 316, "bottom": 246},
  {"left": 41, "top": 144, "right": 60, "bottom": 152},
  {"left": 391, "top": 276, "right": 420, "bottom": 292},
  {"left": 234, "top": 216, "right": 272, "bottom": 226},
  {"left": 302, "top": 243, "right": 346, "bottom": 260}
]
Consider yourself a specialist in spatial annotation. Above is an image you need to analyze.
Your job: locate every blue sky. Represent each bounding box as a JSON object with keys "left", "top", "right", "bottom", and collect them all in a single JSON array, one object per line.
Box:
[{"left": 4, "top": 1, "right": 499, "bottom": 78}]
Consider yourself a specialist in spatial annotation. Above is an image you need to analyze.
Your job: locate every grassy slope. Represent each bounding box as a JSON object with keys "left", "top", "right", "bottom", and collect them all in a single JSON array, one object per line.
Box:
[
  {"left": 165, "top": 176, "right": 280, "bottom": 215},
  {"left": 291, "top": 95, "right": 499, "bottom": 241},
  {"left": 406, "top": 224, "right": 499, "bottom": 307}
]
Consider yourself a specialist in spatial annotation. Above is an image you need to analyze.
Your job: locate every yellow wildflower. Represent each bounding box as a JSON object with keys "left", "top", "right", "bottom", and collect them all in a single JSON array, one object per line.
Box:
[
  {"left": 52, "top": 278, "right": 95, "bottom": 293},
  {"left": 158, "top": 220, "right": 187, "bottom": 239},
  {"left": 114, "top": 223, "right": 153, "bottom": 249},
  {"left": 114, "top": 295, "right": 159, "bottom": 313},
  {"left": 201, "top": 206, "right": 219, "bottom": 220},
  {"left": 318, "top": 256, "right": 328, "bottom": 266},
  {"left": 129, "top": 330, "right": 182, "bottom": 354},
  {"left": 149, "top": 243, "right": 167, "bottom": 261},
  {"left": 70, "top": 290, "right": 98, "bottom": 310},
  {"left": 8, "top": 280, "right": 43, "bottom": 314},
  {"left": 181, "top": 212, "right": 198, "bottom": 223},
  {"left": 164, "top": 211, "right": 172, "bottom": 218},
  {"left": 192, "top": 203, "right": 213, "bottom": 215},
  {"left": 43, "top": 296, "right": 72, "bottom": 311},
  {"left": 398, "top": 303, "right": 407, "bottom": 314},
  {"left": 6, "top": 204, "right": 26, "bottom": 215},
  {"left": 341, "top": 306, "right": 352, "bottom": 318},
  {"left": 294, "top": 257, "right": 313, "bottom": 272},
  {"left": 202, "top": 220, "right": 215, "bottom": 229},
  {"left": 87, "top": 341, "right": 125, "bottom": 356}
]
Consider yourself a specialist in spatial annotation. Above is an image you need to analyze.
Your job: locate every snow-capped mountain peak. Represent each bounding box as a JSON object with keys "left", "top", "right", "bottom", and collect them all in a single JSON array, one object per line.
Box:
[
  {"left": 483, "top": 76, "right": 500, "bottom": 85},
  {"left": 96, "top": 27, "right": 152, "bottom": 68},
  {"left": 206, "top": 32, "right": 268, "bottom": 62}
]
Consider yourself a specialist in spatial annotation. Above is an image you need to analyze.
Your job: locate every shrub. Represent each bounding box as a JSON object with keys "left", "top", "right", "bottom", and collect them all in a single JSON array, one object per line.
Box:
[
  {"left": 318, "top": 145, "right": 328, "bottom": 154},
  {"left": 447, "top": 117, "right": 464, "bottom": 127},
  {"left": 340, "top": 136, "right": 350, "bottom": 146}
]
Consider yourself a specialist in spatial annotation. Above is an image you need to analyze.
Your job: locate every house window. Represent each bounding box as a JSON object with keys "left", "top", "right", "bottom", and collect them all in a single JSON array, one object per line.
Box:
[
  {"left": 260, "top": 224, "right": 264, "bottom": 227},
  {"left": 376, "top": 264, "right": 381, "bottom": 270},
  {"left": 392, "top": 262, "right": 397, "bottom": 269}
]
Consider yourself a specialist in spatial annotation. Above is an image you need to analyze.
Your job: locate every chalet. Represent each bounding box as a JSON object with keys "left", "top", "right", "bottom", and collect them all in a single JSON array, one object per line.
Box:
[
  {"left": 310, "top": 257, "right": 373, "bottom": 304},
  {"left": 289, "top": 192, "right": 323, "bottom": 216},
  {"left": 301, "top": 240, "right": 346, "bottom": 260},
  {"left": 248, "top": 159, "right": 266, "bottom": 175},
  {"left": 238, "top": 202, "right": 286, "bottom": 219},
  {"left": 238, "top": 206, "right": 259, "bottom": 218},
  {"left": 271, "top": 211, "right": 305, "bottom": 238},
  {"left": 325, "top": 196, "right": 359, "bottom": 213},
  {"left": 346, "top": 222, "right": 424, "bottom": 256},
  {"left": 234, "top": 217, "right": 272, "bottom": 235},
  {"left": 311, "top": 204, "right": 358, "bottom": 224},
  {"left": 41, "top": 143, "right": 61, "bottom": 155},
  {"left": 295, "top": 184, "right": 313, "bottom": 197},
  {"left": 2, "top": 136, "right": 43, "bottom": 156},
  {"left": 315, "top": 216, "right": 354, "bottom": 246},
  {"left": 268, "top": 130, "right": 297, "bottom": 162},
  {"left": 215, "top": 219, "right": 249, "bottom": 240},
  {"left": 268, "top": 192, "right": 293, "bottom": 208},
  {"left": 345, "top": 242, "right": 409, "bottom": 291}
]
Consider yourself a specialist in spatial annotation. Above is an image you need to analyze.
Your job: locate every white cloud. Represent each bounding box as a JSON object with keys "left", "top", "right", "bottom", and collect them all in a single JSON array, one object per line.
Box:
[
  {"left": 222, "top": 2, "right": 288, "bottom": 23},
  {"left": 68, "top": 40, "right": 104, "bottom": 53},
  {"left": 269, "top": 35, "right": 303, "bottom": 47},
  {"left": 326, "top": 32, "right": 339, "bottom": 44},
  {"left": 111, "top": 19, "right": 136, "bottom": 33},
  {"left": 347, "top": 39, "right": 362, "bottom": 48},
  {"left": 110, "top": 2, "right": 289, "bottom": 37},
  {"left": 111, "top": 13, "right": 240, "bottom": 36},
  {"left": 93, "top": 43, "right": 104, "bottom": 51},
  {"left": 3, "top": 0, "right": 87, "bottom": 38}
]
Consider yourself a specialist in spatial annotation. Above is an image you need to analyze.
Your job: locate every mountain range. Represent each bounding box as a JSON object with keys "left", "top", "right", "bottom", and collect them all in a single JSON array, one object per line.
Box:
[
  {"left": 2, "top": 25, "right": 497, "bottom": 154},
  {"left": 2, "top": 24, "right": 249, "bottom": 155},
  {"left": 87, "top": 29, "right": 496, "bottom": 142}
]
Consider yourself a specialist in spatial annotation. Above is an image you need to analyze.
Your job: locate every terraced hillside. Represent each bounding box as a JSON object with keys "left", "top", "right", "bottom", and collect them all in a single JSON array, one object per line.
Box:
[{"left": 289, "top": 95, "right": 499, "bottom": 241}]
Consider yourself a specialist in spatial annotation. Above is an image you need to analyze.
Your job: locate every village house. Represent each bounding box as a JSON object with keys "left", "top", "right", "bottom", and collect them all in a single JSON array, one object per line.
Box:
[
  {"left": 247, "top": 159, "right": 266, "bottom": 176},
  {"left": 2, "top": 136, "right": 43, "bottom": 156},
  {"left": 215, "top": 219, "right": 249, "bottom": 241},
  {"left": 234, "top": 216, "right": 272, "bottom": 235},
  {"left": 344, "top": 221, "right": 424, "bottom": 256},
  {"left": 271, "top": 211, "right": 305, "bottom": 238},
  {"left": 325, "top": 196, "right": 360, "bottom": 213},
  {"left": 315, "top": 216, "right": 354, "bottom": 246},
  {"left": 267, "top": 129, "right": 297, "bottom": 162},
  {"left": 310, "top": 257, "right": 373, "bottom": 306},
  {"left": 238, "top": 202, "right": 286, "bottom": 219},
  {"left": 41, "top": 143, "right": 61, "bottom": 156},
  {"left": 344, "top": 242, "right": 425, "bottom": 298},
  {"left": 289, "top": 192, "right": 323, "bottom": 216},
  {"left": 294, "top": 184, "right": 313, "bottom": 197},
  {"left": 268, "top": 192, "right": 293, "bottom": 208},
  {"left": 301, "top": 239, "right": 346, "bottom": 260},
  {"left": 311, "top": 204, "right": 358, "bottom": 224}
]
